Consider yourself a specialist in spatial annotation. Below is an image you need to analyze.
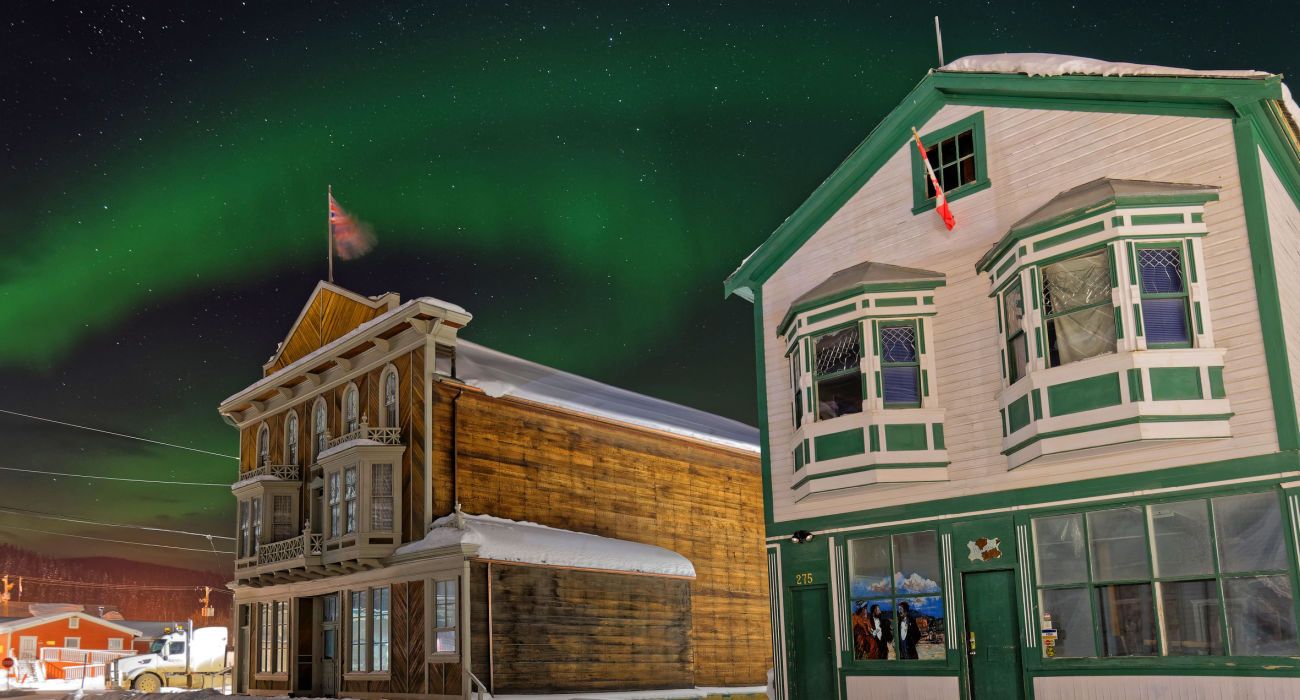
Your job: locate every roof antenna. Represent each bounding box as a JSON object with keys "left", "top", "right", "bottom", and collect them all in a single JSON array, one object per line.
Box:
[{"left": 934, "top": 16, "right": 945, "bottom": 67}]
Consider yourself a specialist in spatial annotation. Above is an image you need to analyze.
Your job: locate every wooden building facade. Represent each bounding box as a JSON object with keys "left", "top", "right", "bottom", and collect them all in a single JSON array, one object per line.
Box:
[
  {"left": 219, "top": 283, "right": 769, "bottom": 699},
  {"left": 725, "top": 54, "right": 1300, "bottom": 699}
]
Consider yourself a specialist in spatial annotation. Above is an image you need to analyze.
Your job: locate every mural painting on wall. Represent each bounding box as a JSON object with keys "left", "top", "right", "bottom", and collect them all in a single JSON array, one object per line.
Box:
[{"left": 849, "top": 530, "right": 947, "bottom": 660}]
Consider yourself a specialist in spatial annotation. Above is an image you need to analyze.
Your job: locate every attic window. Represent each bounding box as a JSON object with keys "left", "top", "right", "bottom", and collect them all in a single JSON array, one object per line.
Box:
[{"left": 911, "top": 112, "right": 990, "bottom": 214}]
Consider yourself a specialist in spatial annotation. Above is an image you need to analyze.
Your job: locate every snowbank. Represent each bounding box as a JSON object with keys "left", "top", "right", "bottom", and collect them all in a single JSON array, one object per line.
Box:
[
  {"left": 395, "top": 512, "right": 696, "bottom": 578},
  {"left": 941, "top": 53, "right": 1270, "bottom": 79},
  {"left": 456, "top": 340, "right": 760, "bottom": 453}
]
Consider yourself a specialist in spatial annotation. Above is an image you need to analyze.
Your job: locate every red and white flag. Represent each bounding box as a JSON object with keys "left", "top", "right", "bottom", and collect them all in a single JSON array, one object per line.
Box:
[
  {"left": 912, "top": 128, "right": 955, "bottom": 231},
  {"left": 329, "top": 192, "right": 376, "bottom": 260}
]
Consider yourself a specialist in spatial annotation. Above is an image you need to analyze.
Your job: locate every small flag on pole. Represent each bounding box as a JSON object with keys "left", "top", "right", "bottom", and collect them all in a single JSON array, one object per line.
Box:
[
  {"left": 911, "top": 127, "right": 956, "bottom": 231},
  {"left": 329, "top": 192, "right": 376, "bottom": 261}
]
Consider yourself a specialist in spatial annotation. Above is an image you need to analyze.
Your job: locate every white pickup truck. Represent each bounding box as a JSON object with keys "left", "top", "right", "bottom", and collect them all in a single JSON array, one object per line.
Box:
[{"left": 105, "top": 625, "right": 229, "bottom": 691}]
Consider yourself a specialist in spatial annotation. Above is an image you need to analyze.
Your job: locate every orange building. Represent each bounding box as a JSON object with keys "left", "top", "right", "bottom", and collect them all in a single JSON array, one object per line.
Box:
[{"left": 0, "top": 611, "right": 141, "bottom": 679}]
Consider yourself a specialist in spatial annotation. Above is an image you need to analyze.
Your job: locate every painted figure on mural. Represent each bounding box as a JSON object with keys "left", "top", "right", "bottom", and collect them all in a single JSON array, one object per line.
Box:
[{"left": 896, "top": 601, "right": 920, "bottom": 659}]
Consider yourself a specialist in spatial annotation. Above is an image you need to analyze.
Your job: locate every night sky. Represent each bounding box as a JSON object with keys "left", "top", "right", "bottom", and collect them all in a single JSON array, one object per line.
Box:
[{"left": 1, "top": 1, "right": 1296, "bottom": 571}]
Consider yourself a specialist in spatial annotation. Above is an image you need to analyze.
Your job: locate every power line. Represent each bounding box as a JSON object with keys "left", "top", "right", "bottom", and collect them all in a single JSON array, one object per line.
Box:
[
  {"left": 0, "top": 523, "right": 235, "bottom": 555},
  {"left": 11, "top": 575, "right": 233, "bottom": 594},
  {"left": 0, "top": 504, "right": 235, "bottom": 541},
  {"left": 0, "top": 408, "right": 237, "bottom": 460},
  {"left": 0, "top": 466, "right": 228, "bottom": 487}
]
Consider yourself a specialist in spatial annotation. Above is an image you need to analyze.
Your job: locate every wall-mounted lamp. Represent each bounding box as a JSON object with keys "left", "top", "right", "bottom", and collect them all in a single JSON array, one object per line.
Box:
[{"left": 790, "top": 530, "right": 815, "bottom": 544}]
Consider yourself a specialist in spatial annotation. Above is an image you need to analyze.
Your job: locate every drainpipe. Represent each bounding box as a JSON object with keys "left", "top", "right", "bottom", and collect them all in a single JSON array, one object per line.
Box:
[
  {"left": 423, "top": 336, "right": 435, "bottom": 534},
  {"left": 460, "top": 558, "right": 472, "bottom": 699}
]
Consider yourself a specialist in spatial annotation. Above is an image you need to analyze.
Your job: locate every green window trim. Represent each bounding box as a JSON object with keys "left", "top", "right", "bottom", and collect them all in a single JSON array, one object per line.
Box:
[
  {"left": 1135, "top": 241, "right": 1195, "bottom": 349},
  {"left": 812, "top": 322, "right": 866, "bottom": 421},
  {"left": 878, "top": 320, "right": 922, "bottom": 408},
  {"left": 910, "top": 111, "right": 991, "bottom": 214},
  {"left": 1003, "top": 280, "right": 1029, "bottom": 384},
  {"left": 842, "top": 528, "right": 949, "bottom": 666}
]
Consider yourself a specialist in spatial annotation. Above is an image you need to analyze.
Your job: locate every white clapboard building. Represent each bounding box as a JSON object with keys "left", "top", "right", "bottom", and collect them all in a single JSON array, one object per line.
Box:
[{"left": 725, "top": 53, "right": 1300, "bottom": 700}]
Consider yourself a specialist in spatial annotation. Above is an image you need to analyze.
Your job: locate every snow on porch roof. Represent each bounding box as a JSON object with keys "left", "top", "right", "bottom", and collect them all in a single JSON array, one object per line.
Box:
[
  {"left": 394, "top": 513, "right": 697, "bottom": 578},
  {"left": 455, "top": 340, "right": 760, "bottom": 453},
  {"left": 940, "top": 53, "right": 1273, "bottom": 80}
]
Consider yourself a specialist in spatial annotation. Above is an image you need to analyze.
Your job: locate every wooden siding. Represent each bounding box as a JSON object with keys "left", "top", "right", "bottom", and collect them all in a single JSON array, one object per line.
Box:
[
  {"left": 761, "top": 105, "right": 1280, "bottom": 525},
  {"left": 266, "top": 286, "right": 388, "bottom": 375},
  {"left": 340, "top": 580, "right": 425, "bottom": 696},
  {"left": 471, "top": 563, "right": 693, "bottom": 694},
  {"left": 440, "top": 385, "right": 770, "bottom": 687},
  {"left": 1263, "top": 151, "right": 1300, "bottom": 431}
]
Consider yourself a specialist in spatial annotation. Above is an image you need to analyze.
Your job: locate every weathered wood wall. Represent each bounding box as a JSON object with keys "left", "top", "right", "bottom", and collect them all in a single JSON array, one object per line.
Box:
[
  {"left": 469, "top": 562, "right": 694, "bottom": 694},
  {"left": 265, "top": 287, "right": 389, "bottom": 375},
  {"left": 237, "top": 346, "right": 425, "bottom": 541},
  {"left": 433, "top": 384, "right": 771, "bottom": 687}
]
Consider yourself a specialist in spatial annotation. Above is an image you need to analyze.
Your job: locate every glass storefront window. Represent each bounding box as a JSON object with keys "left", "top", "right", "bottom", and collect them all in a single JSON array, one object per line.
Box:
[
  {"left": 1032, "top": 491, "right": 1297, "bottom": 659},
  {"left": 847, "top": 530, "right": 945, "bottom": 661}
]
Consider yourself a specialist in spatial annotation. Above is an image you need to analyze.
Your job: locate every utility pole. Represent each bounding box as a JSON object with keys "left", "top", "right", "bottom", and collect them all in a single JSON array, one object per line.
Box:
[
  {"left": 199, "top": 587, "right": 214, "bottom": 618},
  {"left": 1, "top": 575, "right": 13, "bottom": 617}
]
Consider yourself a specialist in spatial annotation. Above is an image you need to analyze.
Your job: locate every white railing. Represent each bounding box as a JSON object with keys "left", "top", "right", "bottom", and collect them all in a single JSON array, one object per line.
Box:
[
  {"left": 466, "top": 670, "right": 489, "bottom": 700},
  {"left": 326, "top": 420, "right": 402, "bottom": 450},
  {"left": 40, "top": 647, "right": 134, "bottom": 665},
  {"left": 237, "top": 463, "right": 300, "bottom": 482},
  {"left": 258, "top": 532, "right": 324, "bottom": 566}
]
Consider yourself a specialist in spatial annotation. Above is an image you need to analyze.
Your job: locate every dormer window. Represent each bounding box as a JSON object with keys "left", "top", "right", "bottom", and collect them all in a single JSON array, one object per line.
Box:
[
  {"left": 285, "top": 412, "right": 299, "bottom": 466},
  {"left": 814, "top": 326, "right": 863, "bottom": 420},
  {"left": 344, "top": 385, "right": 360, "bottom": 435},
  {"left": 1040, "top": 249, "right": 1116, "bottom": 367}
]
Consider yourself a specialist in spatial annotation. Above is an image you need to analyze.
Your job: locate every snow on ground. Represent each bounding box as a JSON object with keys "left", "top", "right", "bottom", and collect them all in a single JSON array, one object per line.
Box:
[
  {"left": 396, "top": 512, "right": 697, "bottom": 578},
  {"left": 488, "top": 688, "right": 767, "bottom": 700},
  {"left": 0, "top": 675, "right": 104, "bottom": 692}
]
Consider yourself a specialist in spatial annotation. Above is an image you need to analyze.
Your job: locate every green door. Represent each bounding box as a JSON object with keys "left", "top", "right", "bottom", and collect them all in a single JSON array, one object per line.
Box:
[
  {"left": 789, "top": 586, "right": 836, "bottom": 700},
  {"left": 963, "top": 570, "right": 1024, "bottom": 700}
]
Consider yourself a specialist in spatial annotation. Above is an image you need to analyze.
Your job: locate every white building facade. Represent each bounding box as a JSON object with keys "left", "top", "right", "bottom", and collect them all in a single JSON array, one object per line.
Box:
[{"left": 727, "top": 54, "right": 1300, "bottom": 700}]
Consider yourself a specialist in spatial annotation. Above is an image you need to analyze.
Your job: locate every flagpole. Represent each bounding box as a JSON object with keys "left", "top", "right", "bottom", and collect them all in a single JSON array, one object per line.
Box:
[{"left": 327, "top": 185, "right": 334, "bottom": 283}]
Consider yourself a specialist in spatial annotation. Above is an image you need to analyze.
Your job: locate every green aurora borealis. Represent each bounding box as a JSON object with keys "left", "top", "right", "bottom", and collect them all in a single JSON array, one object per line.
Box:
[{"left": 1, "top": 1, "right": 1296, "bottom": 570}]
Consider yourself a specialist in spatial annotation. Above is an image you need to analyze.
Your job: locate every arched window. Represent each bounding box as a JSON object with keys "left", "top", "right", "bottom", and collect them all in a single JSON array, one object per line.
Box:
[
  {"left": 314, "top": 398, "right": 328, "bottom": 457},
  {"left": 382, "top": 367, "right": 399, "bottom": 427},
  {"left": 344, "top": 384, "right": 360, "bottom": 435},
  {"left": 285, "top": 411, "right": 299, "bottom": 465},
  {"left": 256, "top": 423, "right": 270, "bottom": 467}
]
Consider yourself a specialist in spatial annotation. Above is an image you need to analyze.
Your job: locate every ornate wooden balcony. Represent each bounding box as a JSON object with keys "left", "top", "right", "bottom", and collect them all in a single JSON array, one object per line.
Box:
[
  {"left": 234, "top": 463, "right": 301, "bottom": 485},
  {"left": 325, "top": 422, "right": 402, "bottom": 451}
]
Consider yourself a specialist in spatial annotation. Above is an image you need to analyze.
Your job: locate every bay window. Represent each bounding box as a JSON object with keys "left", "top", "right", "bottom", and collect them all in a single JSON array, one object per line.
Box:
[
  {"left": 814, "top": 325, "right": 863, "bottom": 420},
  {"left": 238, "top": 501, "right": 250, "bottom": 558},
  {"left": 250, "top": 497, "right": 261, "bottom": 556},
  {"left": 1033, "top": 491, "right": 1297, "bottom": 659},
  {"left": 371, "top": 463, "right": 393, "bottom": 530},
  {"left": 328, "top": 472, "right": 342, "bottom": 538},
  {"left": 344, "top": 465, "right": 358, "bottom": 535},
  {"left": 1003, "top": 281, "right": 1029, "bottom": 383},
  {"left": 789, "top": 347, "right": 803, "bottom": 429}
]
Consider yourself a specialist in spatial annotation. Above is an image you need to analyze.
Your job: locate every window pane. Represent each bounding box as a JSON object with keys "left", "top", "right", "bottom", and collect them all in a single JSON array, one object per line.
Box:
[
  {"left": 1004, "top": 284, "right": 1024, "bottom": 332},
  {"left": 1138, "top": 248, "right": 1185, "bottom": 294},
  {"left": 1223, "top": 575, "right": 1299, "bottom": 655},
  {"left": 1214, "top": 492, "right": 1287, "bottom": 572},
  {"left": 940, "top": 136, "right": 956, "bottom": 165},
  {"left": 1088, "top": 508, "right": 1150, "bottom": 581},
  {"left": 1039, "top": 587, "right": 1094, "bottom": 658},
  {"left": 959, "top": 156, "right": 976, "bottom": 185},
  {"left": 882, "top": 366, "right": 920, "bottom": 406},
  {"left": 1046, "top": 306, "right": 1116, "bottom": 367},
  {"left": 896, "top": 596, "right": 945, "bottom": 660},
  {"left": 1042, "top": 250, "right": 1112, "bottom": 316},
  {"left": 814, "top": 326, "right": 860, "bottom": 376},
  {"left": 436, "top": 630, "right": 457, "bottom": 654},
  {"left": 1161, "top": 579, "right": 1223, "bottom": 656},
  {"left": 1034, "top": 514, "right": 1089, "bottom": 585},
  {"left": 942, "top": 164, "right": 959, "bottom": 190},
  {"left": 1008, "top": 334, "right": 1029, "bottom": 383},
  {"left": 1096, "top": 583, "right": 1157, "bottom": 656},
  {"left": 893, "top": 531, "right": 942, "bottom": 595},
  {"left": 956, "top": 130, "right": 973, "bottom": 160},
  {"left": 879, "top": 326, "right": 917, "bottom": 363},
  {"left": 816, "top": 374, "right": 862, "bottom": 419},
  {"left": 1142, "top": 298, "right": 1190, "bottom": 345},
  {"left": 851, "top": 599, "right": 895, "bottom": 660},
  {"left": 849, "top": 536, "right": 892, "bottom": 598},
  {"left": 1150, "top": 500, "right": 1213, "bottom": 577}
]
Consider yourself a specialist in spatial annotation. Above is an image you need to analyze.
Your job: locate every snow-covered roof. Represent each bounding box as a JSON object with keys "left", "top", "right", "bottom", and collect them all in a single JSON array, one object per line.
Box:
[
  {"left": 1012, "top": 178, "right": 1219, "bottom": 232},
  {"left": 0, "top": 611, "right": 143, "bottom": 637},
  {"left": 940, "top": 53, "right": 1272, "bottom": 80},
  {"left": 455, "top": 340, "right": 759, "bottom": 452},
  {"left": 395, "top": 513, "right": 697, "bottom": 578}
]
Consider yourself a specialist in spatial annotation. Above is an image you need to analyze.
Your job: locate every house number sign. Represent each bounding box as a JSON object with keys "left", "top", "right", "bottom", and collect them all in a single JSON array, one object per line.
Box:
[{"left": 794, "top": 572, "right": 815, "bottom": 585}]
